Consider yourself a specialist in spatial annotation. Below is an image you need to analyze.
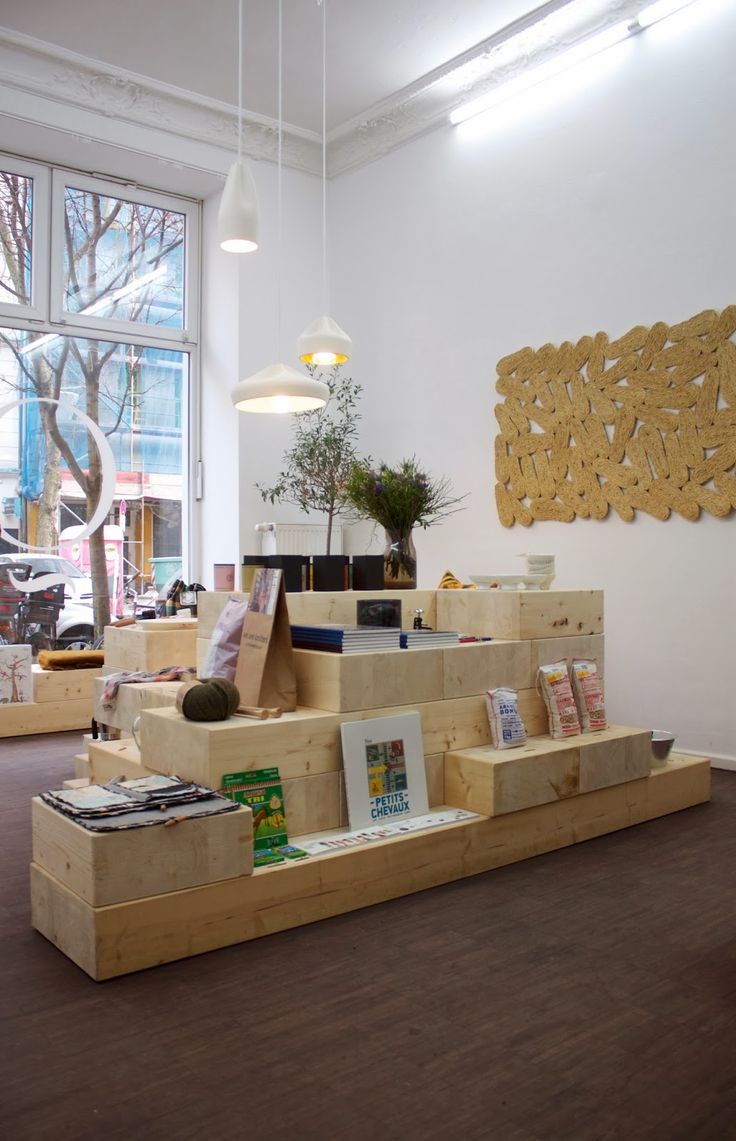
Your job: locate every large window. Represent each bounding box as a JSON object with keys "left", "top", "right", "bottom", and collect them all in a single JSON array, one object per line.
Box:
[{"left": 0, "top": 156, "right": 199, "bottom": 626}]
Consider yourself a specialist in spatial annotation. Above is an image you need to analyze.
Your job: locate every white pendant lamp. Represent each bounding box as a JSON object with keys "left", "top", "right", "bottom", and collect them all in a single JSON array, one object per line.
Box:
[
  {"left": 297, "top": 0, "right": 351, "bottom": 367},
  {"left": 232, "top": 0, "right": 328, "bottom": 414},
  {"left": 217, "top": 0, "right": 259, "bottom": 253},
  {"left": 232, "top": 362, "right": 328, "bottom": 414},
  {"left": 298, "top": 314, "right": 351, "bottom": 366}
]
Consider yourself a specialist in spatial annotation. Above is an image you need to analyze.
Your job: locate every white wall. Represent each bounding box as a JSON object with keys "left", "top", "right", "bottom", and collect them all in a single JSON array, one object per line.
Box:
[
  {"left": 328, "top": 2, "right": 736, "bottom": 762},
  {"left": 234, "top": 165, "right": 326, "bottom": 555}
]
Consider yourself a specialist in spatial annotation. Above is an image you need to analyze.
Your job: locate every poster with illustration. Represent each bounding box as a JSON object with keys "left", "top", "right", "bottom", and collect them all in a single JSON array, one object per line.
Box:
[
  {"left": 341, "top": 712, "right": 428, "bottom": 830},
  {"left": 0, "top": 645, "right": 33, "bottom": 705}
]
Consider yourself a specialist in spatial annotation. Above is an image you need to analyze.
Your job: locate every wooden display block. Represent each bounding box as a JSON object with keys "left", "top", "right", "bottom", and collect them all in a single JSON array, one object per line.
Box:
[
  {"left": 529, "top": 633, "right": 605, "bottom": 678},
  {"left": 30, "top": 756, "right": 709, "bottom": 979},
  {"left": 33, "top": 665, "right": 102, "bottom": 703},
  {"left": 140, "top": 706, "right": 348, "bottom": 785},
  {"left": 286, "top": 589, "right": 438, "bottom": 632},
  {"left": 196, "top": 590, "right": 247, "bottom": 641},
  {"left": 94, "top": 678, "right": 183, "bottom": 736},
  {"left": 284, "top": 772, "right": 342, "bottom": 835},
  {"left": 74, "top": 753, "right": 90, "bottom": 780},
  {"left": 87, "top": 739, "right": 148, "bottom": 783},
  {"left": 197, "top": 590, "right": 439, "bottom": 641},
  {"left": 32, "top": 797, "right": 252, "bottom": 907},
  {"left": 295, "top": 646, "right": 444, "bottom": 712},
  {"left": 196, "top": 636, "right": 210, "bottom": 678},
  {"left": 103, "top": 619, "right": 198, "bottom": 673},
  {"left": 0, "top": 698, "right": 93, "bottom": 738},
  {"left": 435, "top": 589, "right": 603, "bottom": 641},
  {"left": 444, "top": 726, "right": 651, "bottom": 816},
  {"left": 442, "top": 640, "right": 531, "bottom": 699}
]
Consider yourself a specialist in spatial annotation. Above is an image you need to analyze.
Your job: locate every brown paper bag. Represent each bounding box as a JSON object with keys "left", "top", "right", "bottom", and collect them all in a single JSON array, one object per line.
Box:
[{"left": 233, "top": 568, "right": 296, "bottom": 711}]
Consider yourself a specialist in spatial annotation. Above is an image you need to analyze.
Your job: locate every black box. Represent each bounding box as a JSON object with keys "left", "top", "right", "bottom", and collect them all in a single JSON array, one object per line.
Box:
[
  {"left": 265, "top": 555, "right": 309, "bottom": 592},
  {"left": 351, "top": 554, "right": 385, "bottom": 590},
  {"left": 311, "top": 555, "right": 349, "bottom": 592}
]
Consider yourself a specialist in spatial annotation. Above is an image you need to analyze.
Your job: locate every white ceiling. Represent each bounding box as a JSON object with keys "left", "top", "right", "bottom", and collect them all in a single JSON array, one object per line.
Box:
[{"left": 0, "top": 0, "right": 545, "bottom": 135}]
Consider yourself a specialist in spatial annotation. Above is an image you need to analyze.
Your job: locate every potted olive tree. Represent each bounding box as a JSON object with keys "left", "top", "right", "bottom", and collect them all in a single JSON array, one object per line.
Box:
[{"left": 255, "top": 365, "right": 368, "bottom": 588}]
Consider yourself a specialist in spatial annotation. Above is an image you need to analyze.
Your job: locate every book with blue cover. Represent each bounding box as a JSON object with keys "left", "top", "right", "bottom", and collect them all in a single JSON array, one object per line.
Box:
[{"left": 290, "top": 624, "right": 401, "bottom": 653}]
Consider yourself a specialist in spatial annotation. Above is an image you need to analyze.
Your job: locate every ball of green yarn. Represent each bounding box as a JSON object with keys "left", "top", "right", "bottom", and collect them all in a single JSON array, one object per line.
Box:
[{"left": 179, "top": 677, "right": 240, "bottom": 721}]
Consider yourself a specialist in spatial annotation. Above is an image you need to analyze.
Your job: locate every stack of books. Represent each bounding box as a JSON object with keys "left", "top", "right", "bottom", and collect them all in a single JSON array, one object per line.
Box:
[
  {"left": 399, "top": 630, "right": 460, "bottom": 648},
  {"left": 290, "top": 624, "right": 402, "bottom": 654}
]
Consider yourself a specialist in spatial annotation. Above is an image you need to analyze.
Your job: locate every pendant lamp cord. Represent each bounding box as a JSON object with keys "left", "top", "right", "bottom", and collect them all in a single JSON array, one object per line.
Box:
[
  {"left": 277, "top": 0, "right": 283, "bottom": 359},
  {"left": 322, "top": 0, "right": 328, "bottom": 313},
  {"left": 237, "top": 0, "right": 243, "bottom": 163}
]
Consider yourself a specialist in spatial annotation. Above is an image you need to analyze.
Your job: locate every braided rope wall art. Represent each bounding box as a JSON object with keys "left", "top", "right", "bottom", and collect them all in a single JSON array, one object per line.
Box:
[{"left": 494, "top": 306, "right": 736, "bottom": 525}]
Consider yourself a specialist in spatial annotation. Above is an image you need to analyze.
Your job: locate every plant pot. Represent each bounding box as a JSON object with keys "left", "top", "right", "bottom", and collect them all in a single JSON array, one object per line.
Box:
[
  {"left": 350, "top": 555, "right": 385, "bottom": 590},
  {"left": 265, "top": 555, "right": 309, "bottom": 593},
  {"left": 311, "top": 555, "right": 349, "bottom": 592},
  {"left": 383, "top": 529, "right": 417, "bottom": 590}
]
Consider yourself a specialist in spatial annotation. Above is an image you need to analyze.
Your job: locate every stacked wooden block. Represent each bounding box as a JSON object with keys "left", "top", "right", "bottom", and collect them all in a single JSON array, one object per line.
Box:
[
  {"left": 0, "top": 662, "right": 102, "bottom": 738},
  {"left": 31, "top": 587, "right": 711, "bottom": 979}
]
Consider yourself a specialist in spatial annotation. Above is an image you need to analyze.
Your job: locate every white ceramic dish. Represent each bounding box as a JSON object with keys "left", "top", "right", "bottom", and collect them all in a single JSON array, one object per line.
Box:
[{"left": 469, "top": 574, "right": 551, "bottom": 591}]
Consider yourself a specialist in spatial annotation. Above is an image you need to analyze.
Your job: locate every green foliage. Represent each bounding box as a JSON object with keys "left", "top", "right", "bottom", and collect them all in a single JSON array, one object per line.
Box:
[
  {"left": 345, "top": 456, "right": 465, "bottom": 534},
  {"left": 255, "top": 365, "right": 365, "bottom": 553}
]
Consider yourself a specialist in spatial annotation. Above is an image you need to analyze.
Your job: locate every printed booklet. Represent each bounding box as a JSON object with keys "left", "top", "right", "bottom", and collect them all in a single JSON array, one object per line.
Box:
[{"left": 340, "top": 712, "right": 429, "bottom": 831}]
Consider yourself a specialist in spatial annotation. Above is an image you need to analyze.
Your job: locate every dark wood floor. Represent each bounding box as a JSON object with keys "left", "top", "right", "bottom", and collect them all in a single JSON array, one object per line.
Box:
[{"left": 2, "top": 733, "right": 735, "bottom": 1141}]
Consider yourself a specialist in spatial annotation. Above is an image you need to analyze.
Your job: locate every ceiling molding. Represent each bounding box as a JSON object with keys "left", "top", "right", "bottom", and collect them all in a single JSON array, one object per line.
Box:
[
  {"left": 0, "top": 2, "right": 660, "bottom": 183},
  {"left": 327, "top": 0, "right": 647, "bottom": 175},
  {"left": 0, "top": 27, "right": 323, "bottom": 178}
]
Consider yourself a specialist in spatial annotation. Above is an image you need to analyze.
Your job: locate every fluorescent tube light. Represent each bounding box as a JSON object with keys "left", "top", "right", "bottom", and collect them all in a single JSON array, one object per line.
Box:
[{"left": 450, "top": 20, "right": 632, "bottom": 126}]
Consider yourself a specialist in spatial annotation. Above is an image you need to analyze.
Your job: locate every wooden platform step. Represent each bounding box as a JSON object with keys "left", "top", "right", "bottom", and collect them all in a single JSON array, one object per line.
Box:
[{"left": 30, "top": 755, "right": 709, "bottom": 980}]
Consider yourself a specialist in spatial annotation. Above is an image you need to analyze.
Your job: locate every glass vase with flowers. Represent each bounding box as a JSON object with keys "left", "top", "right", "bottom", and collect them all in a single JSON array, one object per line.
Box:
[{"left": 345, "top": 458, "right": 465, "bottom": 589}]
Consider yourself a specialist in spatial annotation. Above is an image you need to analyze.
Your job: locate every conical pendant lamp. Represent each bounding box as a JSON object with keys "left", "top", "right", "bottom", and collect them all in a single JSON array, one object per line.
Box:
[
  {"left": 217, "top": 0, "right": 259, "bottom": 253},
  {"left": 297, "top": 0, "right": 351, "bottom": 367},
  {"left": 232, "top": 362, "right": 329, "bottom": 414},
  {"left": 233, "top": 0, "right": 328, "bottom": 414}
]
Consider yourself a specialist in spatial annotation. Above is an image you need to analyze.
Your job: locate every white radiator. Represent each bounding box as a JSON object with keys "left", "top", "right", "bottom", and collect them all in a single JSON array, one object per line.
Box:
[{"left": 255, "top": 522, "right": 343, "bottom": 556}]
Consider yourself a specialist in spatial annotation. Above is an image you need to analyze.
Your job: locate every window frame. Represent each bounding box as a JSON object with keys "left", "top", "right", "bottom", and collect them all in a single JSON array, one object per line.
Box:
[
  {"left": 0, "top": 152, "right": 201, "bottom": 582},
  {"left": 49, "top": 169, "right": 199, "bottom": 347},
  {"left": 0, "top": 155, "right": 51, "bottom": 324}
]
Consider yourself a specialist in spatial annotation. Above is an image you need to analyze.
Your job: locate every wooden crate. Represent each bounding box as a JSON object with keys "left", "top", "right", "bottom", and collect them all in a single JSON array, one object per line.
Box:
[
  {"left": 295, "top": 646, "right": 444, "bottom": 712},
  {"left": 30, "top": 756, "right": 709, "bottom": 980},
  {"left": 435, "top": 589, "right": 604, "bottom": 641},
  {"left": 94, "top": 678, "right": 183, "bottom": 736},
  {"left": 103, "top": 619, "right": 198, "bottom": 673},
  {"left": 444, "top": 725, "right": 651, "bottom": 816},
  {"left": 32, "top": 797, "right": 252, "bottom": 907}
]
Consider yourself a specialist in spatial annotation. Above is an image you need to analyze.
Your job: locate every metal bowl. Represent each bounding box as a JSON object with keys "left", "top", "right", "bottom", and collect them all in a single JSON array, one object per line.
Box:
[{"left": 651, "top": 730, "right": 675, "bottom": 763}]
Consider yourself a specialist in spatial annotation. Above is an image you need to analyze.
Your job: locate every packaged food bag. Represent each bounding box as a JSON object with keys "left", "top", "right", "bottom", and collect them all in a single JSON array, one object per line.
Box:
[
  {"left": 570, "top": 658, "right": 607, "bottom": 732},
  {"left": 485, "top": 688, "right": 527, "bottom": 750},
  {"left": 537, "top": 660, "right": 581, "bottom": 739},
  {"left": 202, "top": 595, "right": 249, "bottom": 681}
]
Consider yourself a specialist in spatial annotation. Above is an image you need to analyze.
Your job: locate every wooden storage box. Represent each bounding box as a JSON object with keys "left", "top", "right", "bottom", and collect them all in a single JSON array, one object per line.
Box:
[
  {"left": 444, "top": 725, "right": 651, "bottom": 816},
  {"left": 31, "top": 796, "right": 253, "bottom": 906},
  {"left": 30, "top": 757, "right": 710, "bottom": 980},
  {"left": 103, "top": 619, "right": 197, "bottom": 673},
  {"left": 435, "top": 589, "right": 603, "bottom": 641}
]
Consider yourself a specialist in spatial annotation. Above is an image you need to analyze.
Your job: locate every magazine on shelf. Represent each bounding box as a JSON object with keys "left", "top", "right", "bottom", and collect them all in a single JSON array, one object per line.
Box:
[
  {"left": 399, "top": 630, "right": 460, "bottom": 648},
  {"left": 340, "top": 712, "right": 429, "bottom": 830},
  {"left": 290, "top": 624, "right": 402, "bottom": 653}
]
